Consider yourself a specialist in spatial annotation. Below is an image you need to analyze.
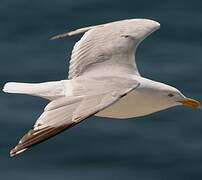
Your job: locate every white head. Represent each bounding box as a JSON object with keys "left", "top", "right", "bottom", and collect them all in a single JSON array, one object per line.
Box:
[{"left": 136, "top": 77, "right": 201, "bottom": 116}]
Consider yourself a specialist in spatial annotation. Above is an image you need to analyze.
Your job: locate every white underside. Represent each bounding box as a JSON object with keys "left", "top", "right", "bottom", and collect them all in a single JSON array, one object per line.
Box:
[
  {"left": 96, "top": 90, "right": 145, "bottom": 118},
  {"left": 96, "top": 89, "right": 177, "bottom": 119}
]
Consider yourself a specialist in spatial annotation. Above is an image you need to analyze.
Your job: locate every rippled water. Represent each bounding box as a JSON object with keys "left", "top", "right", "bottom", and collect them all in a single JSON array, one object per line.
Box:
[{"left": 0, "top": 0, "right": 202, "bottom": 179}]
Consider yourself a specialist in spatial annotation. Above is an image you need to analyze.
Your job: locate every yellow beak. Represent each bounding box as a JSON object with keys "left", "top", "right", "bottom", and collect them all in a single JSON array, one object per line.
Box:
[{"left": 178, "top": 98, "right": 201, "bottom": 109}]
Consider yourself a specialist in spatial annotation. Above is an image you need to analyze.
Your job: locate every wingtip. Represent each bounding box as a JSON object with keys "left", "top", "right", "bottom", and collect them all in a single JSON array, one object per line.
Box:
[
  {"left": 50, "top": 32, "right": 71, "bottom": 40},
  {"left": 10, "top": 146, "right": 27, "bottom": 157}
]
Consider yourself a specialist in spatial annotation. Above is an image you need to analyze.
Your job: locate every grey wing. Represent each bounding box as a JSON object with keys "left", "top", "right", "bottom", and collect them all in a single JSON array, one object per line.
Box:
[
  {"left": 10, "top": 77, "right": 139, "bottom": 157},
  {"left": 51, "top": 19, "right": 160, "bottom": 79},
  {"left": 64, "top": 19, "right": 160, "bottom": 79},
  {"left": 68, "top": 24, "right": 139, "bottom": 79}
]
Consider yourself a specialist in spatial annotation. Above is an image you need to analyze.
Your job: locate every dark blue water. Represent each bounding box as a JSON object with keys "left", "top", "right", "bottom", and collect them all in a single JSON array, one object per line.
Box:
[{"left": 0, "top": 0, "right": 202, "bottom": 179}]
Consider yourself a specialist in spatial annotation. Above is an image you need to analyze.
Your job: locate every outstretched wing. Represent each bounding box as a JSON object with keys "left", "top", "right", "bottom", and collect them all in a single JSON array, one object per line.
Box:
[
  {"left": 51, "top": 19, "right": 160, "bottom": 79},
  {"left": 10, "top": 77, "right": 140, "bottom": 157}
]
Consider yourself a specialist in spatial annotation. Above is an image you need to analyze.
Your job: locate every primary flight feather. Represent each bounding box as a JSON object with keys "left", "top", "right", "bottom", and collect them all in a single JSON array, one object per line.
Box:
[{"left": 3, "top": 19, "right": 201, "bottom": 157}]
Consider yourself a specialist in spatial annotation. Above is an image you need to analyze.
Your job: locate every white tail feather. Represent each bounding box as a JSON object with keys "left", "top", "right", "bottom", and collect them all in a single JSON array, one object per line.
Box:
[
  {"left": 3, "top": 82, "right": 38, "bottom": 94},
  {"left": 3, "top": 81, "right": 67, "bottom": 100}
]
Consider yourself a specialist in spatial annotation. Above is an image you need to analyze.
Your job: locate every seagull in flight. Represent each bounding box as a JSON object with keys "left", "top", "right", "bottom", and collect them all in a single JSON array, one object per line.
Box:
[{"left": 3, "top": 19, "right": 201, "bottom": 157}]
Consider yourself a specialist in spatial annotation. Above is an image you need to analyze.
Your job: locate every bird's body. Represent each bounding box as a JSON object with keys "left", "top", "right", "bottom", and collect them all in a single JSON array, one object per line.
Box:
[
  {"left": 3, "top": 19, "right": 200, "bottom": 157},
  {"left": 96, "top": 76, "right": 180, "bottom": 118}
]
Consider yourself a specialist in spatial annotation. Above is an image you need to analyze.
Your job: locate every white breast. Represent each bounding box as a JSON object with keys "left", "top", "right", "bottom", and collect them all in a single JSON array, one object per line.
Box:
[
  {"left": 96, "top": 88, "right": 174, "bottom": 119},
  {"left": 96, "top": 90, "right": 145, "bottom": 118}
]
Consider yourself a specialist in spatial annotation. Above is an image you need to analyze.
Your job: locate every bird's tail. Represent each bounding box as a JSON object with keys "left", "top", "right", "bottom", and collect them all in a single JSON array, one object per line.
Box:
[{"left": 3, "top": 81, "right": 67, "bottom": 100}]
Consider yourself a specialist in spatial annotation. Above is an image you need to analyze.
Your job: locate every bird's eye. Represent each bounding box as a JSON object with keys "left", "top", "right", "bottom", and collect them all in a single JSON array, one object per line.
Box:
[
  {"left": 168, "top": 93, "right": 174, "bottom": 97},
  {"left": 121, "top": 35, "right": 130, "bottom": 38}
]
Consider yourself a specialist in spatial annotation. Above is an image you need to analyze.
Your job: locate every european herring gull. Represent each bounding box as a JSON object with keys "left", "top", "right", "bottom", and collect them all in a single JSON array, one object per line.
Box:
[{"left": 3, "top": 19, "right": 201, "bottom": 157}]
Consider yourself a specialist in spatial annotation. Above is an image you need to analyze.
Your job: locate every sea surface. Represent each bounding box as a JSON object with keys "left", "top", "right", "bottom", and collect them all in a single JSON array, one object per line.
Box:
[{"left": 0, "top": 0, "right": 202, "bottom": 179}]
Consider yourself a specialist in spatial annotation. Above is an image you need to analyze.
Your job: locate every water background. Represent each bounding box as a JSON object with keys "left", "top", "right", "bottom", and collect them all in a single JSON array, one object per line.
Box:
[{"left": 0, "top": 0, "right": 202, "bottom": 179}]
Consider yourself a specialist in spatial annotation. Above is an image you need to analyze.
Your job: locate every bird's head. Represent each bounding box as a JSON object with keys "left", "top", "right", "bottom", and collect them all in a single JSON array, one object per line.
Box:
[
  {"left": 160, "top": 86, "right": 201, "bottom": 109},
  {"left": 137, "top": 78, "right": 201, "bottom": 114},
  {"left": 147, "top": 80, "right": 201, "bottom": 109}
]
